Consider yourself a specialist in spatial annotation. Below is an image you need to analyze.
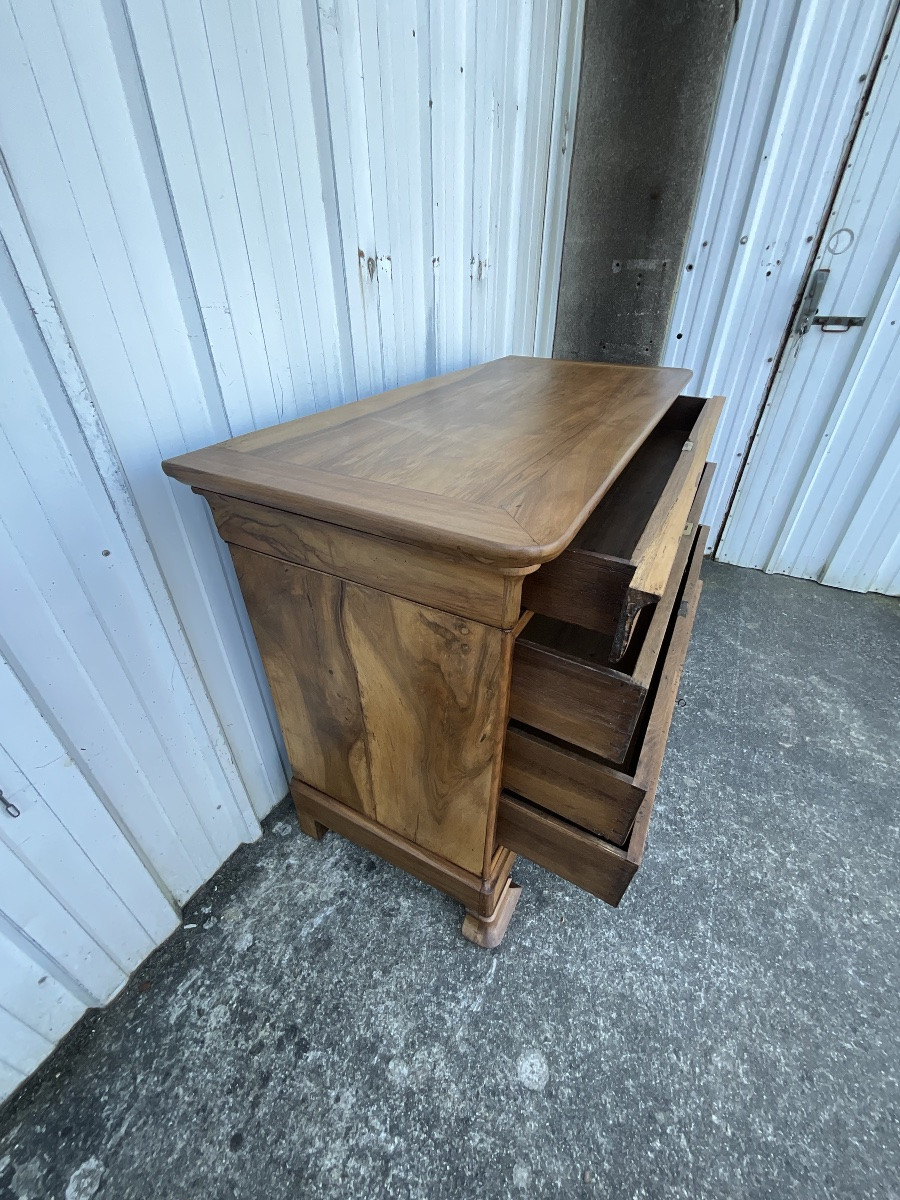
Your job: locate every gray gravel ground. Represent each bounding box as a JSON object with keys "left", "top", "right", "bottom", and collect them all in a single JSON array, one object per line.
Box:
[{"left": 1, "top": 561, "right": 897, "bottom": 1200}]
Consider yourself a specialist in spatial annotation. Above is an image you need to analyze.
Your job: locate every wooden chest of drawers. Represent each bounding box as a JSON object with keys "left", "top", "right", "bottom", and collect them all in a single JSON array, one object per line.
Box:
[{"left": 163, "top": 357, "right": 723, "bottom": 947}]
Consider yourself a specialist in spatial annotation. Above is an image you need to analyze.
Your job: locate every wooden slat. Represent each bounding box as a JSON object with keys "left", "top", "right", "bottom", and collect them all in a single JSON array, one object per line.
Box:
[
  {"left": 628, "top": 536, "right": 707, "bottom": 859},
  {"left": 630, "top": 462, "right": 715, "bottom": 683}
]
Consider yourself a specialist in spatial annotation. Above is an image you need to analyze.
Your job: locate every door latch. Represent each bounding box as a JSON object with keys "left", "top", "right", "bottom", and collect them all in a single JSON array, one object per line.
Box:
[
  {"left": 0, "top": 790, "right": 20, "bottom": 818},
  {"left": 812, "top": 315, "right": 865, "bottom": 332},
  {"left": 794, "top": 268, "right": 829, "bottom": 336}
]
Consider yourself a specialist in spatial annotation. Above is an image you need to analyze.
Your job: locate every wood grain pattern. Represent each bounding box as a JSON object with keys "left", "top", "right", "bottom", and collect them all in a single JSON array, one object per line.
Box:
[
  {"left": 204, "top": 491, "right": 523, "bottom": 628},
  {"left": 231, "top": 546, "right": 373, "bottom": 815},
  {"left": 497, "top": 527, "right": 708, "bottom": 905},
  {"left": 162, "top": 357, "right": 692, "bottom": 567},
  {"left": 496, "top": 794, "right": 637, "bottom": 905},
  {"left": 502, "top": 724, "right": 645, "bottom": 846},
  {"left": 519, "top": 398, "right": 719, "bottom": 650},
  {"left": 230, "top": 547, "right": 505, "bottom": 873},
  {"left": 291, "top": 778, "right": 516, "bottom": 919}
]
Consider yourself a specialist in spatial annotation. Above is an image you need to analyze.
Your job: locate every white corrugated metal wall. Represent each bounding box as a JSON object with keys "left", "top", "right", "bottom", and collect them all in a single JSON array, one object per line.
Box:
[
  {"left": 717, "top": 8, "right": 900, "bottom": 591},
  {"left": 0, "top": 0, "right": 584, "bottom": 1100},
  {"left": 664, "top": 0, "right": 899, "bottom": 595}
]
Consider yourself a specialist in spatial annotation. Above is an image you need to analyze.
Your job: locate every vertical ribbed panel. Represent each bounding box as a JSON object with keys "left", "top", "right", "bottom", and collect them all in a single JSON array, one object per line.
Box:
[
  {"left": 718, "top": 14, "right": 900, "bottom": 589},
  {"left": 663, "top": 0, "right": 894, "bottom": 577},
  {"left": 0, "top": 0, "right": 583, "bottom": 1100}
]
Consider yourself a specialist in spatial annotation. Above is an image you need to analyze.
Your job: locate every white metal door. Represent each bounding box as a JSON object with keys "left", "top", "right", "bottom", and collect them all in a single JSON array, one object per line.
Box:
[
  {"left": 717, "top": 12, "right": 900, "bottom": 592},
  {"left": 0, "top": 654, "right": 179, "bottom": 1097}
]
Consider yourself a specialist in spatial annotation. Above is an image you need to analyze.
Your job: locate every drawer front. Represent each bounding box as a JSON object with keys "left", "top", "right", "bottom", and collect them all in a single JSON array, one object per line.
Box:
[
  {"left": 498, "top": 529, "right": 706, "bottom": 905},
  {"left": 521, "top": 396, "right": 721, "bottom": 660},
  {"left": 502, "top": 725, "right": 644, "bottom": 846},
  {"left": 508, "top": 510, "right": 708, "bottom": 764},
  {"left": 498, "top": 792, "right": 637, "bottom": 904},
  {"left": 507, "top": 639, "right": 644, "bottom": 764}
]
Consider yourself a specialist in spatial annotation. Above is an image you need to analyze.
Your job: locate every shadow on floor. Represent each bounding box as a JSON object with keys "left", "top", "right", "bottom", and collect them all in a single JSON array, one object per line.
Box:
[{"left": 1, "top": 562, "right": 898, "bottom": 1200}]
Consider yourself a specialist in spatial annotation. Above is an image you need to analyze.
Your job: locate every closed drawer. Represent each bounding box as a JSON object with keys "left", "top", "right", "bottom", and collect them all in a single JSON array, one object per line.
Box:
[
  {"left": 521, "top": 393, "right": 723, "bottom": 661},
  {"left": 498, "top": 527, "right": 704, "bottom": 905},
  {"left": 508, "top": 472, "right": 711, "bottom": 764}
]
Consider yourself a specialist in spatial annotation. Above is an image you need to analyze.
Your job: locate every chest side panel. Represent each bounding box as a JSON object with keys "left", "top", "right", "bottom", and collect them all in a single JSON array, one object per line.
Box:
[{"left": 229, "top": 545, "right": 507, "bottom": 875}]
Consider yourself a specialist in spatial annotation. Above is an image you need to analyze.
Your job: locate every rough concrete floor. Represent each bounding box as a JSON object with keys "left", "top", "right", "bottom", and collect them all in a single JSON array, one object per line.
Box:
[{"left": 1, "top": 562, "right": 898, "bottom": 1200}]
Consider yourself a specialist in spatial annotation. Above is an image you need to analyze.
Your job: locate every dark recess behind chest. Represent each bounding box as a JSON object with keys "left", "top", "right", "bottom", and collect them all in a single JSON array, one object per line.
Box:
[{"left": 554, "top": 0, "right": 736, "bottom": 365}]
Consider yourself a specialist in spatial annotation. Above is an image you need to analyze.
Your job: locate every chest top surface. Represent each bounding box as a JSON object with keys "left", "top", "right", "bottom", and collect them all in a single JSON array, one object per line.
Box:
[{"left": 162, "top": 356, "right": 692, "bottom": 568}]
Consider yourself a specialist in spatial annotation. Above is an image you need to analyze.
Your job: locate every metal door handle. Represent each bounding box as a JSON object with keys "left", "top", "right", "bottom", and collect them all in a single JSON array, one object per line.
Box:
[
  {"left": 812, "top": 316, "right": 865, "bottom": 332},
  {"left": 0, "top": 790, "right": 20, "bottom": 818},
  {"left": 795, "top": 268, "right": 830, "bottom": 336}
]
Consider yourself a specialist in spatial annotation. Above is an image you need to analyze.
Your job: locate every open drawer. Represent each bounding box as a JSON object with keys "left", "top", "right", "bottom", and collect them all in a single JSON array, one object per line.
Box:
[
  {"left": 508, "top": 466, "right": 712, "bottom": 764},
  {"left": 498, "top": 529, "right": 705, "bottom": 905},
  {"left": 521, "top": 393, "right": 723, "bottom": 661}
]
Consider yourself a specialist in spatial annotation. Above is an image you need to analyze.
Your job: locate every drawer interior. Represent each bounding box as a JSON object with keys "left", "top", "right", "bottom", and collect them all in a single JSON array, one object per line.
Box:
[
  {"left": 520, "top": 395, "right": 721, "bottom": 661},
  {"left": 517, "top": 465, "right": 712, "bottom": 680},
  {"left": 509, "top": 501, "right": 707, "bottom": 762},
  {"left": 572, "top": 396, "right": 705, "bottom": 562}
]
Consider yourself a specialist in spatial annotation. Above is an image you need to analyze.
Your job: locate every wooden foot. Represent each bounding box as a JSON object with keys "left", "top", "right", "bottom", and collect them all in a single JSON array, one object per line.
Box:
[
  {"left": 461, "top": 880, "right": 522, "bottom": 949},
  {"left": 296, "top": 810, "right": 328, "bottom": 841}
]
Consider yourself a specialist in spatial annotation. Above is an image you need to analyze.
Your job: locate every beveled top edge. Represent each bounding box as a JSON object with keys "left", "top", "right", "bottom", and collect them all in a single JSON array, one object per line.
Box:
[{"left": 162, "top": 356, "right": 694, "bottom": 569}]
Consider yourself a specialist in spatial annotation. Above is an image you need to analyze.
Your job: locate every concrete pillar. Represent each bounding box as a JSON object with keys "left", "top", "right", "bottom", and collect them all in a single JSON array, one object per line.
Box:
[{"left": 554, "top": 0, "right": 736, "bottom": 364}]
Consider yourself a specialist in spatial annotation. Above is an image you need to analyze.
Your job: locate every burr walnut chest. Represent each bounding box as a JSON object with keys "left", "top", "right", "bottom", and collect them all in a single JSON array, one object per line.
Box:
[{"left": 163, "top": 356, "right": 723, "bottom": 947}]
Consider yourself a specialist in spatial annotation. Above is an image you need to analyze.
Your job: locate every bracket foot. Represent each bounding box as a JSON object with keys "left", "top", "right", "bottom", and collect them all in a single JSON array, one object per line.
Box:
[{"left": 461, "top": 881, "right": 522, "bottom": 949}]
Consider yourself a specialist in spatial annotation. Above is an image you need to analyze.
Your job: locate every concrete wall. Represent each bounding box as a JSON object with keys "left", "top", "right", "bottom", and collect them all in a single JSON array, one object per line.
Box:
[{"left": 554, "top": 0, "right": 735, "bottom": 364}]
